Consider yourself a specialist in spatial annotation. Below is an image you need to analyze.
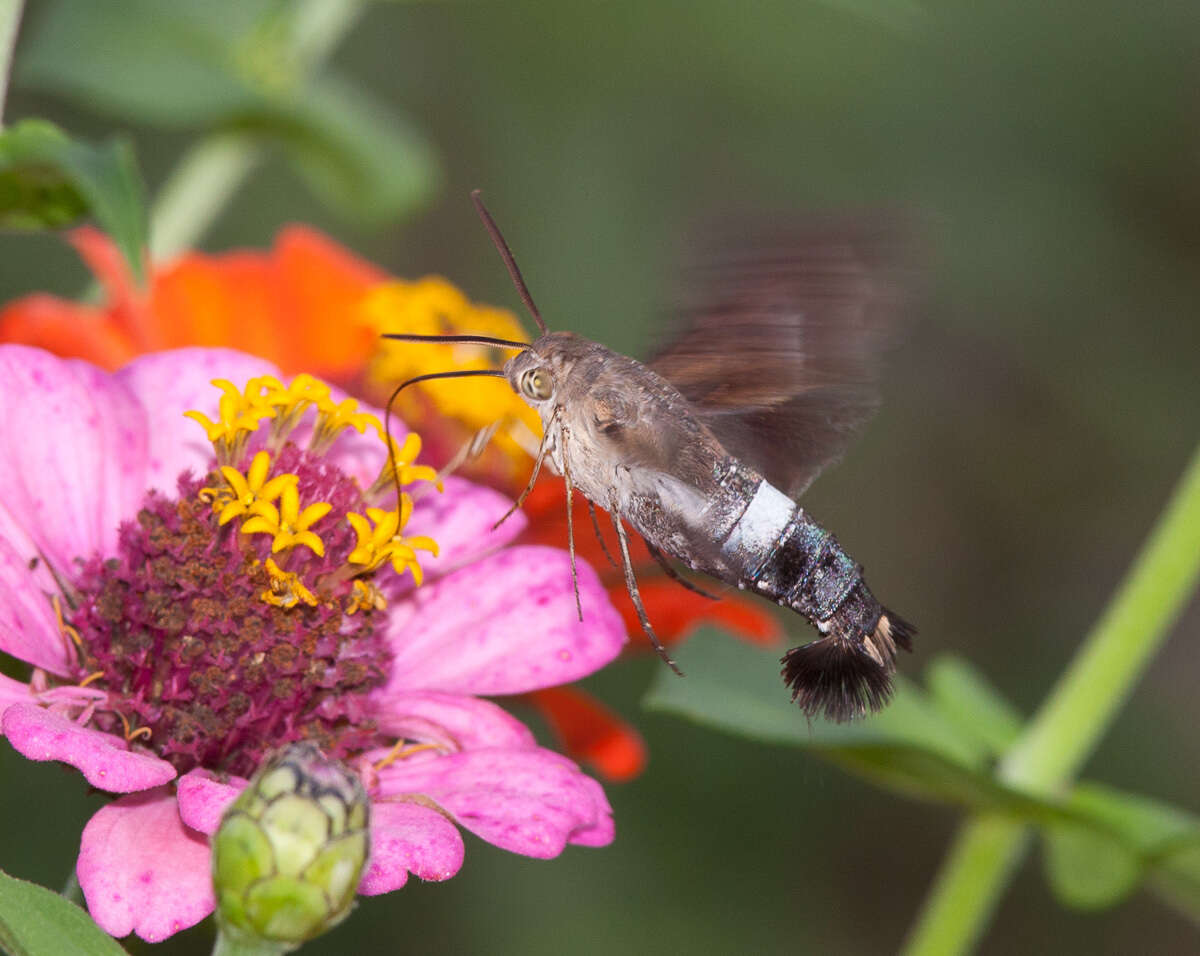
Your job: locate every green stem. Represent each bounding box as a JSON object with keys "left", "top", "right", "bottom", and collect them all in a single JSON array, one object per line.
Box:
[
  {"left": 148, "top": 135, "right": 263, "bottom": 261},
  {"left": 147, "top": 0, "right": 364, "bottom": 259},
  {"left": 212, "top": 928, "right": 295, "bottom": 956},
  {"left": 60, "top": 869, "right": 82, "bottom": 906},
  {"left": 0, "top": 0, "right": 25, "bottom": 129},
  {"left": 903, "top": 440, "right": 1200, "bottom": 956}
]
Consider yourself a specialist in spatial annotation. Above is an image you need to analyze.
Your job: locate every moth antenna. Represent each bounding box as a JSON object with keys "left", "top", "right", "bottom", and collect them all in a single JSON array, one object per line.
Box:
[
  {"left": 382, "top": 332, "right": 530, "bottom": 351},
  {"left": 641, "top": 537, "right": 720, "bottom": 600},
  {"left": 383, "top": 369, "right": 507, "bottom": 506},
  {"left": 611, "top": 506, "right": 683, "bottom": 676},
  {"left": 493, "top": 406, "right": 557, "bottom": 530},
  {"left": 586, "top": 500, "right": 620, "bottom": 571},
  {"left": 470, "top": 189, "right": 549, "bottom": 335},
  {"left": 558, "top": 420, "right": 585, "bottom": 622}
]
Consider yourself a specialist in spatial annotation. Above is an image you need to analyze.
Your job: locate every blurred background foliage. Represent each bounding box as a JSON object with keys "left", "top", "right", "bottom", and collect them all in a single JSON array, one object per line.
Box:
[{"left": 1, "top": 0, "right": 1198, "bottom": 952}]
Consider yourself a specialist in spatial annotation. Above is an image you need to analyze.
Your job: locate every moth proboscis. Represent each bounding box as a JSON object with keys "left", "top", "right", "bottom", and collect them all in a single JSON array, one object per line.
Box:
[{"left": 383, "top": 191, "right": 916, "bottom": 722}]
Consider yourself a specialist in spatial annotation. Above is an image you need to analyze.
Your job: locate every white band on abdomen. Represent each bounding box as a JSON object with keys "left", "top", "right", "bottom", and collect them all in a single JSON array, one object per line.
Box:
[{"left": 720, "top": 479, "right": 796, "bottom": 564}]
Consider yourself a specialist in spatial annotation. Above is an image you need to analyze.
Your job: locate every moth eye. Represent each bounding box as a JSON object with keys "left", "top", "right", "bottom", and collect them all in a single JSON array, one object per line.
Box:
[{"left": 520, "top": 367, "right": 553, "bottom": 401}]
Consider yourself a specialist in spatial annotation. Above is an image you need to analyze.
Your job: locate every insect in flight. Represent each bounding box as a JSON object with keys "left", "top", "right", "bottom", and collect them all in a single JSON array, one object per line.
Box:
[{"left": 385, "top": 192, "right": 915, "bottom": 722}]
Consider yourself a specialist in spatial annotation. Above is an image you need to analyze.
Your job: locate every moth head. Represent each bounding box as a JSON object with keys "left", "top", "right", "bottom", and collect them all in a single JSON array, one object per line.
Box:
[{"left": 504, "top": 348, "right": 557, "bottom": 408}]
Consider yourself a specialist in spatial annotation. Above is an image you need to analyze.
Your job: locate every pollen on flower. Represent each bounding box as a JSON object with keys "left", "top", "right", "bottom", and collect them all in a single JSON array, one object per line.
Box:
[
  {"left": 240, "top": 483, "right": 333, "bottom": 557},
  {"left": 346, "top": 501, "right": 438, "bottom": 585},
  {"left": 56, "top": 374, "right": 443, "bottom": 777},
  {"left": 346, "top": 579, "right": 386, "bottom": 614},
  {"left": 260, "top": 557, "right": 319, "bottom": 608},
  {"left": 183, "top": 378, "right": 279, "bottom": 464},
  {"left": 206, "top": 451, "right": 298, "bottom": 526}
]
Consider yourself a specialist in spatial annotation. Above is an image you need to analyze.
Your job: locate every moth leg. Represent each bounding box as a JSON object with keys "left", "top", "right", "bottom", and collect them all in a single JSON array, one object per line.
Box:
[
  {"left": 587, "top": 500, "right": 620, "bottom": 571},
  {"left": 559, "top": 422, "right": 585, "bottom": 622},
  {"left": 611, "top": 508, "right": 683, "bottom": 676},
  {"left": 411, "top": 422, "right": 499, "bottom": 503},
  {"left": 493, "top": 408, "right": 558, "bottom": 530},
  {"left": 640, "top": 536, "right": 720, "bottom": 600}
]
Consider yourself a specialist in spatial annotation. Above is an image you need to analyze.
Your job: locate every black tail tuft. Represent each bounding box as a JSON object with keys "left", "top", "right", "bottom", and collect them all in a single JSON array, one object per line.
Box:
[
  {"left": 781, "top": 637, "right": 894, "bottom": 722},
  {"left": 882, "top": 610, "right": 917, "bottom": 653}
]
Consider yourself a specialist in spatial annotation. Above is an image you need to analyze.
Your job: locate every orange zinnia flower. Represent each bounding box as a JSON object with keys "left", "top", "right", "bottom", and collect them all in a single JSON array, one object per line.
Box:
[{"left": 0, "top": 226, "right": 381, "bottom": 379}]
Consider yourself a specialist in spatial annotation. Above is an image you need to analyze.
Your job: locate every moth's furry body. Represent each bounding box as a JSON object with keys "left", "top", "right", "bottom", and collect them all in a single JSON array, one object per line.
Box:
[{"left": 505, "top": 331, "right": 913, "bottom": 721}]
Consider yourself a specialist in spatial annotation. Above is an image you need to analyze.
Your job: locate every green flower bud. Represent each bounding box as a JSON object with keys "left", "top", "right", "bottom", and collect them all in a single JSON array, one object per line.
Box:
[{"left": 213, "top": 742, "right": 370, "bottom": 950}]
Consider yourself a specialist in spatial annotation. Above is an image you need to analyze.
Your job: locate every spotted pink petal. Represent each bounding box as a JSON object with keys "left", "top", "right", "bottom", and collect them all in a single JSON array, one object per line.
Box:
[
  {"left": 368, "top": 691, "right": 537, "bottom": 751},
  {"left": 376, "top": 748, "right": 613, "bottom": 859},
  {"left": 0, "top": 536, "right": 72, "bottom": 674},
  {"left": 78, "top": 788, "right": 214, "bottom": 942},
  {"left": 383, "top": 545, "right": 626, "bottom": 696},
  {"left": 175, "top": 768, "right": 247, "bottom": 834},
  {"left": 2, "top": 704, "right": 177, "bottom": 792},
  {"left": 115, "top": 348, "right": 281, "bottom": 495},
  {"left": 0, "top": 346, "right": 149, "bottom": 579},
  {"left": 405, "top": 477, "right": 528, "bottom": 576},
  {"left": 358, "top": 801, "right": 465, "bottom": 895}
]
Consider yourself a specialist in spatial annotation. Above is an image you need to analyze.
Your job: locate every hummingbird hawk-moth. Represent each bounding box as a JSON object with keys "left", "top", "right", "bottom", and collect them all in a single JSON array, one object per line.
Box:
[{"left": 385, "top": 192, "right": 915, "bottom": 722}]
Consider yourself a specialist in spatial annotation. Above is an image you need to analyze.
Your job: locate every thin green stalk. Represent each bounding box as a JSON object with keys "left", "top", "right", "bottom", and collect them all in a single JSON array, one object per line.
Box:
[
  {"left": 149, "top": 135, "right": 263, "bottom": 260},
  {"left": 0, "top": 0, "right": 25, "bottom": 128},
  {"left": 212, "top": 929, "right": 294, "bottom": 956},
  {"left": 147, "top": 0, "right": 364, "bottom": 259},
  {"left": 903, "top": 440, "right": 1200, "bottom": 956}
]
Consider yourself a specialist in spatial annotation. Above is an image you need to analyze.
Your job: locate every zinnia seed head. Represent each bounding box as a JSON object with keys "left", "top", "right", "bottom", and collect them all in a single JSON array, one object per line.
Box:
[{"left": 63, "top": 375, "right": 439, "bottom": 777}]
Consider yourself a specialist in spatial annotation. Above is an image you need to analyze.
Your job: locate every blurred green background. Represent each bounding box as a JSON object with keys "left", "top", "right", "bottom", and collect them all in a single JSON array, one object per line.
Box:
[{"left": 1, "top": 0, "right": 1199, "bottom": 952}]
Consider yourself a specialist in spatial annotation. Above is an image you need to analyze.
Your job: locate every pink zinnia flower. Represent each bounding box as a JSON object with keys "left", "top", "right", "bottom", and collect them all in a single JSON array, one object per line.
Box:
[{"left": 0, "top": 345, "right": 624, "bottom": 942}]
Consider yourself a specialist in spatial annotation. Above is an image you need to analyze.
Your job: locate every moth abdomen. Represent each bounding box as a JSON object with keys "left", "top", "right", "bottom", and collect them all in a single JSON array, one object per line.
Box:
[{"left": 706, "top": 460, "right": 914, "bottom": 721}]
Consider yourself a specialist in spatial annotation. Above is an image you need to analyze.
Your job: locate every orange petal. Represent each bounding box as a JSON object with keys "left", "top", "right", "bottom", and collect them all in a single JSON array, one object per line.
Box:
[
  {"left": 151, "top": 252, "right": 277, "bottom": 354},
  {"left": 271, "top": 225, "right": 384, "bottom": 380},
  {"left": 0, "top": 294, "right": 136, "bottom": 370},
  {"left": 69, "top": 227, "right": 144, "bottom": 326},
  {"left": 525, "top": 686, "right": 647, "bottom": 783}
]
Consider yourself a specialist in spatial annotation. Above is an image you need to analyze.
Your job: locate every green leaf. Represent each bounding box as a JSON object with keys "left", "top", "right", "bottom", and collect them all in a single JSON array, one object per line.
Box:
[
  {"left": 264, "top": 74, "right": 440, "bottom": 224},
  {"left": 643, "top": 630, "right": 1042, "bottom": 810},
  {"left": 18, "top": 0, "right": 440, "bottom": 223},
  {"left": 0, "top": 120, "right": 148, "bottom": 280},
  {"left": 925, "top": 655, "right": 1023, "bottom": 756},
  {"left": 1062, "top": 784, "right": 1200, "bottom": 920},
  {"left": 0, "top": 870, "right": 129, "bottom": 956},
  {"left": 648, "top": 634, "right": 1200, "bottom": 919},
  {"left": 17, "top": 0, "right": 273, "bottom": 125},
  {"left": 1043, "top": 823, "right": 1142, "bottom": 909}
]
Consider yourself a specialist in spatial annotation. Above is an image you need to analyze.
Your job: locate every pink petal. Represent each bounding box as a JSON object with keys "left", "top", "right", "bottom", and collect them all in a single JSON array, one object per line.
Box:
[
  {"left": 2, "top": 704, "right": 176, "bottom": 792},
  {"left": 0, "top": 346, "right": 149, "bottom": 577},
  {"left": 376, "top": 748, "right": 613, "bottom": 859},
  {"left": 382, "top": 545, "right": 626, "bottom": 696},
  {"left": 405, "top": 476, "right": 528, "bottom": 577},
  {"left": 78, "top": 788, "right": 214, "bottom": 942},
  {"left": 358, "top": 801, "right": 465, "bottom": 895},
  {"left": 175, "top": 768, "right": 247, "bottom": 834},
  {"left": 0, "top": 536, "right": 72, "bottom": 673},
  {"left": 565, "top": 772, "right": 616, "bottom": 847},
  {"left": 115, "top": 348, "right": 281, "bottom": 495},
  {"left": 368, "top": 691, "right": 537, "bottom": 751}
]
